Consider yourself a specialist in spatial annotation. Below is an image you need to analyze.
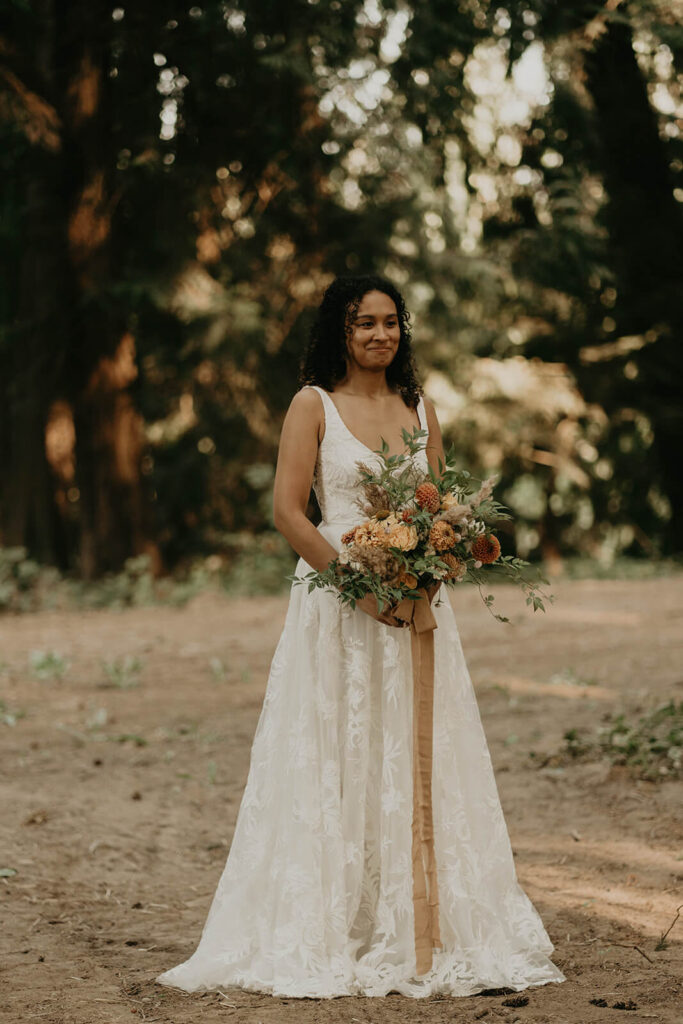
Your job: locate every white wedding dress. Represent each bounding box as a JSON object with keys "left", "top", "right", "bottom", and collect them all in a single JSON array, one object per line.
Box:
[{"left": 156, "top": 385, "right": 566, "bottom": 999}]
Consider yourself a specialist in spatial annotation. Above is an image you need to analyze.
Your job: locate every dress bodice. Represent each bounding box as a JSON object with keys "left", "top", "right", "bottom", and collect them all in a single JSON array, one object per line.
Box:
[{"left": 301, "top": 385, "right": 429, "bottom": 527}]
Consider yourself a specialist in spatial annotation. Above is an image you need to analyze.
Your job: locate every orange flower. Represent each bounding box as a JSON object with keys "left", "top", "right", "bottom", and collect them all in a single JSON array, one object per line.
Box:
[
  {"left": 415, "top": 482, "right": 441, "bottom": 513},
  {"left": 440, "top": 552, "right": 467, "bottom": 581},
  {"left": 353, "top": 520, "right": 386, "bottom": 547},
  {"left": 470, "top": 533, "right": 501, "bottom": 564},
  {"left": 384, "top": 520, "right": 419, "bottom": 551},
  {"left": 341, "top": 526, "right": 358, "bottom": 545},
  {"left": 397, "top": 568, "right": 419, "bottom": 590},
  {"left": 429, "top": 520, "right": 457, "bottom": 552}
]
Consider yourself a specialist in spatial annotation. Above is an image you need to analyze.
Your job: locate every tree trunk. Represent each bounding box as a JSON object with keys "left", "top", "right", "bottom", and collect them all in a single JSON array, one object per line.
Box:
[
  {"left": 57, "top": 0, "right": 158, "bottom": 577},
  {"left": 2, "top": 0, "right": 71, "bottom": 566},
  {"left": 584, "top": 17, "right": 683, "bottom": 549}
]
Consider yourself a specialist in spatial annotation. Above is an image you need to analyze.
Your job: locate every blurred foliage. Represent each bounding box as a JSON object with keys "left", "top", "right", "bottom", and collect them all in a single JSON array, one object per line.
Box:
[
  {"left": 0, "top": 0, "right": 682, "bottom": 582},
  {"left": 0, "top": 545, "right": 226, "bottom": 610},
  {"left": 0, "top": 542, "right": 679, "bottom": 615},
  {"left": 0, "top": 546, "right": 60, "bottom": 612}
]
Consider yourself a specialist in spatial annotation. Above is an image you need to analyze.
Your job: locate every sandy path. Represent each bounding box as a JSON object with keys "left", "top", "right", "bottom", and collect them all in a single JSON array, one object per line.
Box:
[{"left": 1, "top": 576, "right": 682, "bottom": 1023}]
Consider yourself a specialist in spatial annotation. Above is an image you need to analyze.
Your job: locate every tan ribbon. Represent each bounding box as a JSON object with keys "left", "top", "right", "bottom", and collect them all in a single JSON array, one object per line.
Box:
[{"left": 393, "top": 586, "right": 442, "bottom": 975}]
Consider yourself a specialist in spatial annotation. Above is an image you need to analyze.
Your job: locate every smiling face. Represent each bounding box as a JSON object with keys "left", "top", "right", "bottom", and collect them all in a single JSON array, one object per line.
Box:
[{"left": 344, "top": 289, "right": 401, "bottom": 372}]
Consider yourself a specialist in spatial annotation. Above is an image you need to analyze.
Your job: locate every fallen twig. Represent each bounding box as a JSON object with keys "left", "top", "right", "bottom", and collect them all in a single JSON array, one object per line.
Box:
[
  {"left": 609, "top": 942, "right": 653, "bottom": 964},
  {"left": 655, "top": 902, "right": 683, "bottom": 950}
]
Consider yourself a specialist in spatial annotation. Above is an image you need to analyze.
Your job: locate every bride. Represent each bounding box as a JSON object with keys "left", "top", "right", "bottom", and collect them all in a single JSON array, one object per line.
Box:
[{"left": 155, "top": 274, "right": 567, "bottom": 999}]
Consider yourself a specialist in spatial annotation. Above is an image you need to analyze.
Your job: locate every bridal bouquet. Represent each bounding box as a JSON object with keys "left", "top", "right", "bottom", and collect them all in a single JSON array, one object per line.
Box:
[{"left": 291, "top": 427, "right": 553, "bottom": 624}]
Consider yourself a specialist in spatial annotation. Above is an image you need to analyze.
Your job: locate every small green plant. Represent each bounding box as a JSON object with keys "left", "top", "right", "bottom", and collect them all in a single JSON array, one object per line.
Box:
[
  {"left": 100, "top": 656, "right": 143, "bottom": 689},
  {"left": 598, "top": 702, "right": 682, "bottom": 778},
  {"left": 86, "top": 706, "right": 109, "bottom": 730},
  {"left": 29, "top": 649, "right": 69, "bottom": 681},
  {"left": 548, "top": 667, "right": 598, "bottom": 688},
  {"left": 111, "top": 733, "right": 148, "bottom": 746},
  {"left": 555, "top": 701, "right": 683, "bottom": 780},
  {"left": 562, "top": 727, "right": 592, "bottom": 759},
  {"left": 209, "top": 657, "right": 228, "bottom": 682},
  {"left": 0, "top": 699, "right": 25, "bottom": 726}
]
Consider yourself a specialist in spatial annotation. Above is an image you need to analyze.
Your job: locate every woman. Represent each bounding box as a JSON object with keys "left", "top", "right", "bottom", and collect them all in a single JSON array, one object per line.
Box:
[{"left": 156, "top": 274, "right": 566, "bottom": 998}]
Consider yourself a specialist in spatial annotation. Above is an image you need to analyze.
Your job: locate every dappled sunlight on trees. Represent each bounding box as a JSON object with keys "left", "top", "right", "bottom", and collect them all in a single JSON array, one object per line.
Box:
[{"left": 1, "top": 0, "right": 681, "bottom": 578}]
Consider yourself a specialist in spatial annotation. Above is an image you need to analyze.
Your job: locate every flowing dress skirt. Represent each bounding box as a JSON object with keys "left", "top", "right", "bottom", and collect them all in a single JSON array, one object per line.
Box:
[{"left": 156, "top": 521, "right": 566, "bottom": 998}]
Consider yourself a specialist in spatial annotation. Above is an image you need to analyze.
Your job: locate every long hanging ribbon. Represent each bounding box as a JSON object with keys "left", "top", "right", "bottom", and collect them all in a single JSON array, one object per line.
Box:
[{"left": 393, "top": 586, "right": 441, "bottom": 975}]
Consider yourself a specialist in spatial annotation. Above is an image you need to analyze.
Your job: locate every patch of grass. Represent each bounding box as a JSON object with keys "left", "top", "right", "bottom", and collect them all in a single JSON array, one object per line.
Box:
[
  {"left": 548, "top": 667, "right": 598, "bottom": 688},
  {"left": 562, "top": 727, "right": 593, "bottom": 759},
  {"left": 559, "top": 555, "right": 683, "bottom": 581},
  {"left": 100, "top": 656, "right": 144, "bottom": 689},
  {"left": 0, "top": 699, "right": 25, "bottom": 726},
  {"left": 86, "top": 706, "right": 109, "bottom": 730},
  {"left": 556, "top": 700, "right": 683, "bottom": 781},
  {"left": 29, "top": 649, "right": 69, "bottom": 681},
  {"left": 209, "top": 657, "right": 228, "bottom": 682},
  {"left": 111, "top": 733, "right": 148, "bottom": 746}
]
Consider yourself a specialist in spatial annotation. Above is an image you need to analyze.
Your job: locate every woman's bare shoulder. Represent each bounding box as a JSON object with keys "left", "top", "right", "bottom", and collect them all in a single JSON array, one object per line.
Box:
[
  {"left": 285, "top": 386, "right": 325, "bottom": 442},
  {"left": 421, "top": 393, "right": 439, "bottom": 420}
]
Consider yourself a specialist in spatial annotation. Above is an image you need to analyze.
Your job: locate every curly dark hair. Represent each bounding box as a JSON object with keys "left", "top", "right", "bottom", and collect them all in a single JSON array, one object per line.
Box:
[{"left": 297, "top": 274, "right": 423, "bottom": 409}]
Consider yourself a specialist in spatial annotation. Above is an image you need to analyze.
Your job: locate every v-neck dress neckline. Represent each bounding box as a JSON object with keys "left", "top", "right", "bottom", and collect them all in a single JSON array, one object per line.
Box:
[{"left": 322, "top": 388, "right": 425, "bottom": 459}]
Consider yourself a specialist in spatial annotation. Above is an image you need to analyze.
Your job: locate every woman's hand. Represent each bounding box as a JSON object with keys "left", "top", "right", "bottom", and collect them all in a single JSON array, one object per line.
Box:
[{"left": 355, "top": 592, "right": 408, "bottom": 629}]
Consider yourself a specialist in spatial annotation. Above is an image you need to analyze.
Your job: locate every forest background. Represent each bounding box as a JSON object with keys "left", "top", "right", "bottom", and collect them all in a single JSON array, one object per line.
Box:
[{"left": 2, "top": 0, "right": 683, "bottom": 600}]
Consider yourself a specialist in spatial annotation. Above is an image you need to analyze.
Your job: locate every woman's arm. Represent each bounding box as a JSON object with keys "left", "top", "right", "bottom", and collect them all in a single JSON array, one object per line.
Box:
[
  {"left": 423, "top": 395, "right": 446, "bottom": 480},
  {"left": 273, "top": 388, "right": 407, "bottom": 627},
  {"left": 272, "top": 388, "right": 339, "bottom": 573}
]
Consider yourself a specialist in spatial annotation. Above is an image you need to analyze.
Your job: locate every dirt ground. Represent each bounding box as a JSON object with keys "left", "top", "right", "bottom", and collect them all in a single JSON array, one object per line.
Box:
[{"left": 2, "top": 575, "right": 682, "bottom": 1024}]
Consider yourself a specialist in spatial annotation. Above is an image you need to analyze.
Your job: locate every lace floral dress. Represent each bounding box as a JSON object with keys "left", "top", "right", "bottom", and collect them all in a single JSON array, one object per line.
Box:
[{"left": 155, "top": 385, "right": 566, "bottom": 999}]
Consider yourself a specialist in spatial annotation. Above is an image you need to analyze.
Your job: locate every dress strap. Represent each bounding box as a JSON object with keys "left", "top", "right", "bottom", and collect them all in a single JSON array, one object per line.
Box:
[
  {"left": 417, "top": 395, "right": 426, "bottom": 434},
  {"left": 301, "top": 384, "right": 340, "bottom": 428}
]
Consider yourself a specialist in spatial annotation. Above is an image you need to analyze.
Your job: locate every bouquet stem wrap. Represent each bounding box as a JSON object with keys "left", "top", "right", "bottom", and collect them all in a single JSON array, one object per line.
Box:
[{"left": 393, "top": 587, "right": 442, "bottom": 975}]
